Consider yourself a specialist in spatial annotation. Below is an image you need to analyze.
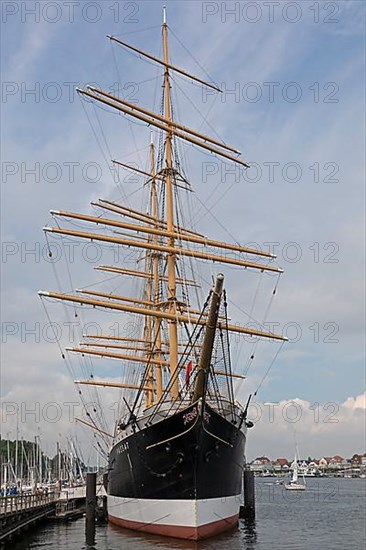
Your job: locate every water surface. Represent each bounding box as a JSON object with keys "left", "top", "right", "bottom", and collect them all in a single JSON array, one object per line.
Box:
[{"left": 10, "top": 478, "right": 366, "bottom": 550}]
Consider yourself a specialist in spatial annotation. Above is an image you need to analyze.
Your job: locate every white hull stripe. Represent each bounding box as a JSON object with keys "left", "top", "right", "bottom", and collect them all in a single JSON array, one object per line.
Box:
[{"left": 107, "top": 494, "right": 241, "bottom": 527}]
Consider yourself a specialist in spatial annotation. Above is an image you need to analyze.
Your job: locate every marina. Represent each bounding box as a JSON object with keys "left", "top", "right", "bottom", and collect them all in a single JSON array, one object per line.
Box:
[{"left": 0, "top": 475, "right": 106, "bottom": 544}]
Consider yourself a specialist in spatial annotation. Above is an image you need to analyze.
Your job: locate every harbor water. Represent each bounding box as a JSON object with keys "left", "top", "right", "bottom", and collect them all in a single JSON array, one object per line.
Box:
[{"left": 10, "top": 478, "right": 365, "bottom": 550}]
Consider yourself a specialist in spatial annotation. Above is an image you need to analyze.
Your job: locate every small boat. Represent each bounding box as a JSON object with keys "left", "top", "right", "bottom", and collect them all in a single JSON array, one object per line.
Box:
[{"left": 285, "top": 452, "right": 306, "bottom": 491}]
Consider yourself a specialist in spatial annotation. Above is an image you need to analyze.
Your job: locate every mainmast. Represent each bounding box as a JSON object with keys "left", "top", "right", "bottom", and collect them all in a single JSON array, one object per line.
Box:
[{"left": 162, "top": 10, "right": 179, "bottom": 400}]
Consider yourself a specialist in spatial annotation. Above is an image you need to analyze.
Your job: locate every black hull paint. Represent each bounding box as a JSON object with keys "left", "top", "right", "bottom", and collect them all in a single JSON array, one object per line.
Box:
[{"left": 108, "top": 402, "right": 245, "bottom": 501}]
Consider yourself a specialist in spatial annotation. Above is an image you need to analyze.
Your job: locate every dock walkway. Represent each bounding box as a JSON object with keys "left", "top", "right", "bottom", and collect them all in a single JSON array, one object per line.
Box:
[{"left": 0, "top": 484, "right": 105, "bottom": 542}]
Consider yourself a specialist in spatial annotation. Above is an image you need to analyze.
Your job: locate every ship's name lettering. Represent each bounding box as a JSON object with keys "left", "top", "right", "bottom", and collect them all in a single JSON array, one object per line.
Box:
[
  {"left": 183, "top": 407, "right": 198, "bottom": 425},
  {"left": 203, "top": 411, "right": 211, "bottom": 424},
  {"left": 117, "top": 441, "right": 129, "bottom": 454}
]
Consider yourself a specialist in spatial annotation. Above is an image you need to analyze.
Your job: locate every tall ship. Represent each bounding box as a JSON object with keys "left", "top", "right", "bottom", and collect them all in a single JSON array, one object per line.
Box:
[{"left": 39, "top": 9, "right": 287, "bottom": 541}]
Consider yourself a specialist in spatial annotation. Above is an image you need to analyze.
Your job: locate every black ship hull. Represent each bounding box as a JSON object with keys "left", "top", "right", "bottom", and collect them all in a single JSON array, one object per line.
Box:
[{"left": 107, "top": 400, "right": 246, "bottom": 540}]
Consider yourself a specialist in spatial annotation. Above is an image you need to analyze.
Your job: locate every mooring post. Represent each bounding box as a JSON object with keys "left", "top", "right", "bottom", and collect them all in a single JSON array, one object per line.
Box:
[
  {"left": 240, "top": 468, "right": 255, "bottom": 518},
  {"left": 85, "top": 472, "right": 97, "bottom": 544}
]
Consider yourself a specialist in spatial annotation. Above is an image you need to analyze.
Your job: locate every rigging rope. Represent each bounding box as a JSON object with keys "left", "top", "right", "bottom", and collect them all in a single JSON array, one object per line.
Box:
[{"left": 254, "top": 341, "right": 285, "bottom": 397}]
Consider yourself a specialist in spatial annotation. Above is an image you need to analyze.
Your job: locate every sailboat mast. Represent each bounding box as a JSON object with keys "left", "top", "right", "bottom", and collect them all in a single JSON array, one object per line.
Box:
[
  {"left": 15, "top": 412, "right": 19, "bottom": 482},
  {"left": 150, "top": 138, "right": 163, "bottom": 401},
  {"left": 38, "top": 434, "right": 42, "bottom": 484},
  {"left": 57, "top": 441, "right": 61, "bottom": 484},
  {"left": 162, "top": 10, "right": 179, "bottom": 399},
  {"left": 20, "top": 437, "right": 24, "bottom": 488}
]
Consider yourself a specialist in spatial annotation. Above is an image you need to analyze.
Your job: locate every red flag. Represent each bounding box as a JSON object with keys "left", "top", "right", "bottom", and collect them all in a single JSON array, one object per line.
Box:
[{"left": 185, "top": 361, "right": 193, "bottom": 388}]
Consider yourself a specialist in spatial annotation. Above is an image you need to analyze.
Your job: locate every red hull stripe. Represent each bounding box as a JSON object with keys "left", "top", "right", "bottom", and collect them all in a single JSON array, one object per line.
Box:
[{"left": 108, "top": 512, "right": 239, "bottom": 541}]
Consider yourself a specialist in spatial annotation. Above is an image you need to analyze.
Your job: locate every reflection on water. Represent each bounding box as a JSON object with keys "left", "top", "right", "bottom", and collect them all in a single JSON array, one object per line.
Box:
[
  {"left": 241, "top": 517, "right": 257, "bottom": 547},
  {"left": 85, "top": 522, "right": 96, "bottom": 549},
  {"left": 108, "top": 521, "right": 246, "bottom": 550}
]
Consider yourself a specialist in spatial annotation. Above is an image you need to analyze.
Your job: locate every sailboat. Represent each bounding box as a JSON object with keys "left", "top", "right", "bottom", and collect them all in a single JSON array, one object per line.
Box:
[
  {"left": 39, "top": 9, "right": 287, "bottom": 541},
  {"left": 285, "top": 451, "right": 306, "bottom": 491}
]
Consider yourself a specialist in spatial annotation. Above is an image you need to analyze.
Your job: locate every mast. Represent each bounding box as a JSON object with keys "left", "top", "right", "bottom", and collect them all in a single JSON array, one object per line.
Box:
[
  {"left": 34, "top": 436, "right": 37, "bottom": 486},
  {"left": 7, "top": 434, "right": 10, "bottom": 479},
  {"left": 38, "top": 434, "right": 42, "bottom": 485},
  {"left": 162, "top": 10, "right": 179, "bottom": 400},
  {"left": 4, "top": 462, "right": 7, "bottom": 492},
  {"left": 192, "top": 274, "right": 224, "bottom": 403},
  {"left": 150, "top": 137, "right": 163, "bottom": 401},
  {"left": 21, "top": 438, "right": 29, "bottom": 489},
  {"left": 57, "top": 441, "right": 61, "bottom": 485},
  {"left": 143, "top": 208, "right": 154, "bottom": 408},
  {"left": 15, "top": 412, "right": 19, "bottom": 482},
  {"left": 20, "top": 438, "right": 24, "bottom": 489}
]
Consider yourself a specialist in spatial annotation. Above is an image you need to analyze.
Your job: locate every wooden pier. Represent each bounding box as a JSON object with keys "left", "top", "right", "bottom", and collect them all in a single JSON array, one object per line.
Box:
[
  {"left": 0, "top": 485, "right": 105, "bottom": 543},
  {"left": 0, "top": 494, "right": 56, "bottom": 543}
]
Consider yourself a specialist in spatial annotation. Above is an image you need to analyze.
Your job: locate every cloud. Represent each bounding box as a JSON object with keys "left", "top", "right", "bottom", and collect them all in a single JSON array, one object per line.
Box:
[
  {"left": 1, "top": 386, "right": 365, "bottom": 463},
  {"left": 245, "top": 392, "right": 366, "bottom": 460},
  {"left": 3, "top": 20, "right": 57, "bottom": 82}
]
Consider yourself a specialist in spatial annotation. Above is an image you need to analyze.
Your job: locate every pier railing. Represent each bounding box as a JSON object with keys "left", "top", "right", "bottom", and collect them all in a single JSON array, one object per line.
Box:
[{"left": 0, "top": 494, "right": 57, "bottom": 515}]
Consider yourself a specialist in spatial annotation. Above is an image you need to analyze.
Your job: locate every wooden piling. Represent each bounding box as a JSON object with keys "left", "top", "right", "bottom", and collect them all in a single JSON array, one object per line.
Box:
[
  {"left": 240, "top": 469, "right": 255, "bottom": 518},
  {"left": 85, "top": 472, "right": 96, "bottom": 544}
]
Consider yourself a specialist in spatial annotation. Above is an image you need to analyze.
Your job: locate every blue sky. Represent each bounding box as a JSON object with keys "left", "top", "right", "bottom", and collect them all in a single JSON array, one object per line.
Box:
[{"left": 1, "top": 1, "right": 365, "bottom": 459}]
